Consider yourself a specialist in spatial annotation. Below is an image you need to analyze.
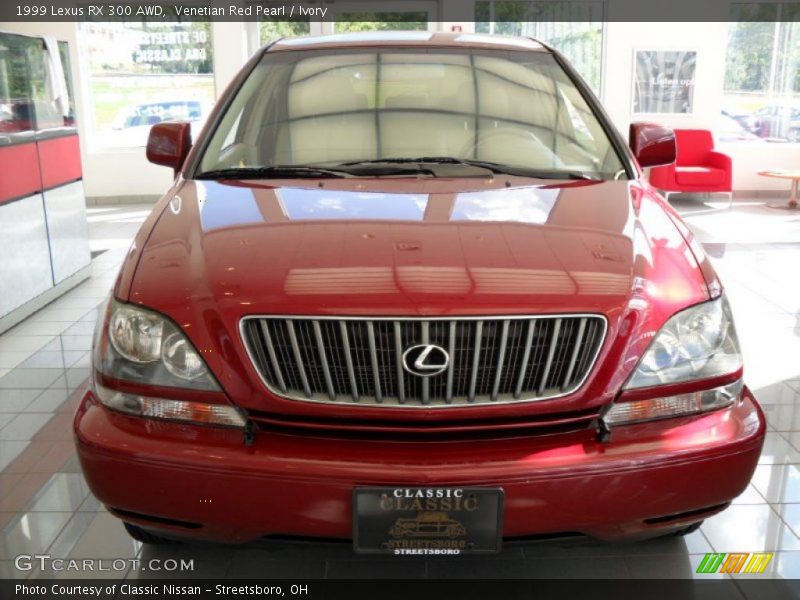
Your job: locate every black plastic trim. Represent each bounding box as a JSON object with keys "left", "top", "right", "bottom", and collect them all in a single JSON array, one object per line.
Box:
[{"left": 111, "top": 507, "right": 203, "bottom": 529}]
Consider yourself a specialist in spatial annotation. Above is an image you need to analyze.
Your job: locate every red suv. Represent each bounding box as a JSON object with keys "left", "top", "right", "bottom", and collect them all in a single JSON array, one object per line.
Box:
[{"left": 74, "top": 32, "right": 765, "bottom": 551}]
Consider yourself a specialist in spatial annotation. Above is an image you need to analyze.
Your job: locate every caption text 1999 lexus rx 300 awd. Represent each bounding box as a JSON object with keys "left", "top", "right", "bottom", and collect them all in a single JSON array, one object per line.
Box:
[{"left": 74, "top": 32, "right": 765, "bottom": 553}]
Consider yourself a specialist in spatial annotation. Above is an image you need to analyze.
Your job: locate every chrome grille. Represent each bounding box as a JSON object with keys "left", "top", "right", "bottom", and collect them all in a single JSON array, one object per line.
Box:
[{"left": 240, "top": 316, "right": 606, "bottom": 407}]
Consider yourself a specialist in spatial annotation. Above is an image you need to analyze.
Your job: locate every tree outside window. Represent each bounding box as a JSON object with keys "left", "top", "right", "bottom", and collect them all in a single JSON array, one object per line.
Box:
[
  {"left": 334, "top": 13, "right": 429, "bottom": 32},
  {"left": 259, "top": 20, "right": 311, "bottom": 44},
  {"left": 724, "top": 3, "right": 800, "bottom": 142}
]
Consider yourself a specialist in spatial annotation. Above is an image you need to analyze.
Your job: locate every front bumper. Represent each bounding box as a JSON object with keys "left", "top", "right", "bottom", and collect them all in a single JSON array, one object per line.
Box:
[{"left": 74, "top": 387, "right": 765, "bottom": 544}]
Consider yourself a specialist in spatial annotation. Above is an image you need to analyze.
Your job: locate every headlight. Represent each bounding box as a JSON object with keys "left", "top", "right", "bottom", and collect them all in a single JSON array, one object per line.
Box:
[
  {"left": 162, "top": 332, "right": 208, "bottom": 380},
  {"left": 601, "top": 295, "right": 744, "bottom": 430},
  {"left": 625, "top": 295, "right": 741, "bottom": 389},
  {"left": 96, "top": 298, "right": 220, "bottom": 391},
  {"left": 109, "top": 305, "right": 163, "bottom": 363}
]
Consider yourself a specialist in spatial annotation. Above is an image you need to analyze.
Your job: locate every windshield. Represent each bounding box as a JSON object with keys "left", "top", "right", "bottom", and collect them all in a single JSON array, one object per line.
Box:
[{"left": 197, "top": 47, "right": 627, "bottom": 179}]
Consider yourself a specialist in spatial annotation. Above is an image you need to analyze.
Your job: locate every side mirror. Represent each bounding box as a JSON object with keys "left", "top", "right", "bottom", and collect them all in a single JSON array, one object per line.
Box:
[
  {"left": 146, "top": 121, "right": 192, "bottom": 174},
  {"left": 629, "top": 122, "right": 676, "bottom": 168}
]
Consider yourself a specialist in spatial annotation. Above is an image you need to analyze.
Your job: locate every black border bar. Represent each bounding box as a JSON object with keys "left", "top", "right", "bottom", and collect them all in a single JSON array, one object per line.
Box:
[
  {"left": 4, "top": 0, "right": 800, "bottom": 23},
  {"left": 2, "top": 579, "right": 800, "bottom": 600}
]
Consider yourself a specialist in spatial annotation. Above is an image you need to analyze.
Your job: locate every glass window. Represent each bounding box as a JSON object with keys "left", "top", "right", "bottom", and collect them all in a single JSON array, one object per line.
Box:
[
  {"left": 0, "top": 32, "right": 69, "bottom": 134},
  {"left": 334, "top": 12, "right": 429, "bottom": 32},
  {"left": 0, "top": 33, "right": 40, "bottom": 134},
  {"left": 259, "top": 20, "right": 311, "bottom": 44},
  {"left": 80, "top": 22, "right": 215, "bottom": 148},
  {"left": 257, "top": 4, "right": 432, "bottom": 45},
  {"left": 723, "top": 4, "right": 800, "bottom": 143},
  {"left": 475, "top": 1, "right": 604, "bottom": 93},
  {"left": 198, "top": 48, "right": 625, "bottom": 178}
]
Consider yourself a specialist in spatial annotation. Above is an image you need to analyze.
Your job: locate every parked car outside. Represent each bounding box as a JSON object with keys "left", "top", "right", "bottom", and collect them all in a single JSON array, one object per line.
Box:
[
  {"left": 102, "top": 100, "right": 209, "bottom": 148},
  {"left": 112, "top": 100, "right": 205, "bottom": 130},
  {"left": 717, "top": 110, "right": 764, "bottom": 143},
  {"left": 747, "top": 104, "right": 800, "bottom": 141},
  {"left": 74, "top": 32, "right": 765, "bottom": 551}
]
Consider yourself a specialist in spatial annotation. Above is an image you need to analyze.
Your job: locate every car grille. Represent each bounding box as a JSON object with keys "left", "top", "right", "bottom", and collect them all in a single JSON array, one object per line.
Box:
[{"left": 240, "top": 316, "right": 606, "bottom": 407}]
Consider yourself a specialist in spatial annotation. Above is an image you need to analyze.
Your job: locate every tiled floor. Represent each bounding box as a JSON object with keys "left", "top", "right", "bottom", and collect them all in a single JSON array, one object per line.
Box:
[{"left": 1, "top": 198, "right": 799, "bottom": 589}]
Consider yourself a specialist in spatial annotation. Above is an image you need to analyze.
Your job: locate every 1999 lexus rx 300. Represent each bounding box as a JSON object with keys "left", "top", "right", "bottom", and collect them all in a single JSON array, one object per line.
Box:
[{"left": 74, "top": 32, "right": 765, "bottom": 551}]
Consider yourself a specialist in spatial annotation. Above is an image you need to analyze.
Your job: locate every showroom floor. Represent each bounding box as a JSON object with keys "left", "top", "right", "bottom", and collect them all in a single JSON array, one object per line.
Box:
[{"left": 1, "top": 197, "right": 800, "bottom": 587}]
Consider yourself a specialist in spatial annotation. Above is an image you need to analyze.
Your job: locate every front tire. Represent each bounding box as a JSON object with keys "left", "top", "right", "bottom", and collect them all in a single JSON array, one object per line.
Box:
[{"left": 123, "top": 521, "right": 178, "bottom": 544}]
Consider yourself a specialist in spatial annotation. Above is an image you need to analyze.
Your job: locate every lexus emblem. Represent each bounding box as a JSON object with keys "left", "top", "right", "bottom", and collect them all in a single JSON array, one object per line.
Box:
[{"left": 402, "top": 344, "right": 450, "bottom": 377}]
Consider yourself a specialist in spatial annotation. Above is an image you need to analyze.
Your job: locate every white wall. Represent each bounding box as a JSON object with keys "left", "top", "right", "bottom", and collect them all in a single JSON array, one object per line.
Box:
[
  {"left": 7, "top": 17, "right": 800, "bottom": 197},
  {"left": 718, "top": 142, "right": 800, "bottom": 192}
]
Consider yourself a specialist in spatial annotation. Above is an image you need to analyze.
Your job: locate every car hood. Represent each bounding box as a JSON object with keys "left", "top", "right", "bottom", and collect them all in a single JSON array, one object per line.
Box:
[
  {"left": 131, "top": 177, "right": 707, "bottom": 314},
  {"left": 125, "top": 177, "right": 711, "bottom": 415}
]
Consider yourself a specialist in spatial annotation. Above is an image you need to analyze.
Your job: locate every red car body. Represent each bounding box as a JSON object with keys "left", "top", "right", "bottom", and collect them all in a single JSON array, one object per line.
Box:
[{"left": 74, "top": 33, "right": 765, "bottom": 545}]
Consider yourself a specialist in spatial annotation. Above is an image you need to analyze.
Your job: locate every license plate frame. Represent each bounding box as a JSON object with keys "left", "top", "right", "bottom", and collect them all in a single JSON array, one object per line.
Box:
[{"left": 353, "top": 487, "right": 504, "bottom": 555}]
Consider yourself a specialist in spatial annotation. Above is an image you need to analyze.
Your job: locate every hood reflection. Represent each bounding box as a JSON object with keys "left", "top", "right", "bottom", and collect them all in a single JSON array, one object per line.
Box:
[
  {"left": 452, "top": 187, "right": 559, "bottom": 223},
  {"left": 196, "top": 180, "right": 563, "bottom": 230},
  {"left": 279, "top": 187, "right": 428, "bottom": 221},
  {"left": 187, "top": 179, "right": 636, "bottom": 300}
]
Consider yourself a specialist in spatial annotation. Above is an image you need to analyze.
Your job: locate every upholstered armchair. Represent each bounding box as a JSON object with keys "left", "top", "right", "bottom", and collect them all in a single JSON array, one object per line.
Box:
[{"left": 648, "top": 129, "right": 733, "bottom": 207}]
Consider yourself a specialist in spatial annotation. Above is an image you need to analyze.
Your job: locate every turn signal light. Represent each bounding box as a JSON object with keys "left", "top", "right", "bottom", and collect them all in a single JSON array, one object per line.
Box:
[
  {"left": 603, "top": 380, "right": 742, "bottom": 426},
  {"left": 96, "top": 384, "right": 246, "bottom": 428}
]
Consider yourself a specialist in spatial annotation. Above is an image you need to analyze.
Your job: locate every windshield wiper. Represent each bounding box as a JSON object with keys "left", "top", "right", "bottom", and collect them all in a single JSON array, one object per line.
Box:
[
  {"left": 195, "top": 166, "right": 354, "bottom": 180},
  {"left": 339, "top": 157, "right": 497, "bottom": 176},
  {"left": 197, "top": 162, "right": 602, "bottom": 181},
  {"left": 338, "top": 157, "right": 603, "bottom": 180},
  {"left": 196, "top": 164, "right": 440, "bottom": 180}
]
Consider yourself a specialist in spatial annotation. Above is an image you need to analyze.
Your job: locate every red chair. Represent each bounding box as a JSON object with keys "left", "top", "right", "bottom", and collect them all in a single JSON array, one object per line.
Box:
[{"left": 648, "top": 129, "right": 733, "bottom": 207}]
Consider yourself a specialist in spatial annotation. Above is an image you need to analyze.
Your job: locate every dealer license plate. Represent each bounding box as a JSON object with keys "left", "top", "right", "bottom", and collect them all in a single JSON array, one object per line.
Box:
[{"left": 353, "top": 487, "right": 503, "bottom": 555}]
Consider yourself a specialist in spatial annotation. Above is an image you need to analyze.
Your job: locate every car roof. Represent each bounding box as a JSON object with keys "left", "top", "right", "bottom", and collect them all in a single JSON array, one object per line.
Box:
[{"left": 266, "top": 31, "right": 547, "bottom": 53}]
